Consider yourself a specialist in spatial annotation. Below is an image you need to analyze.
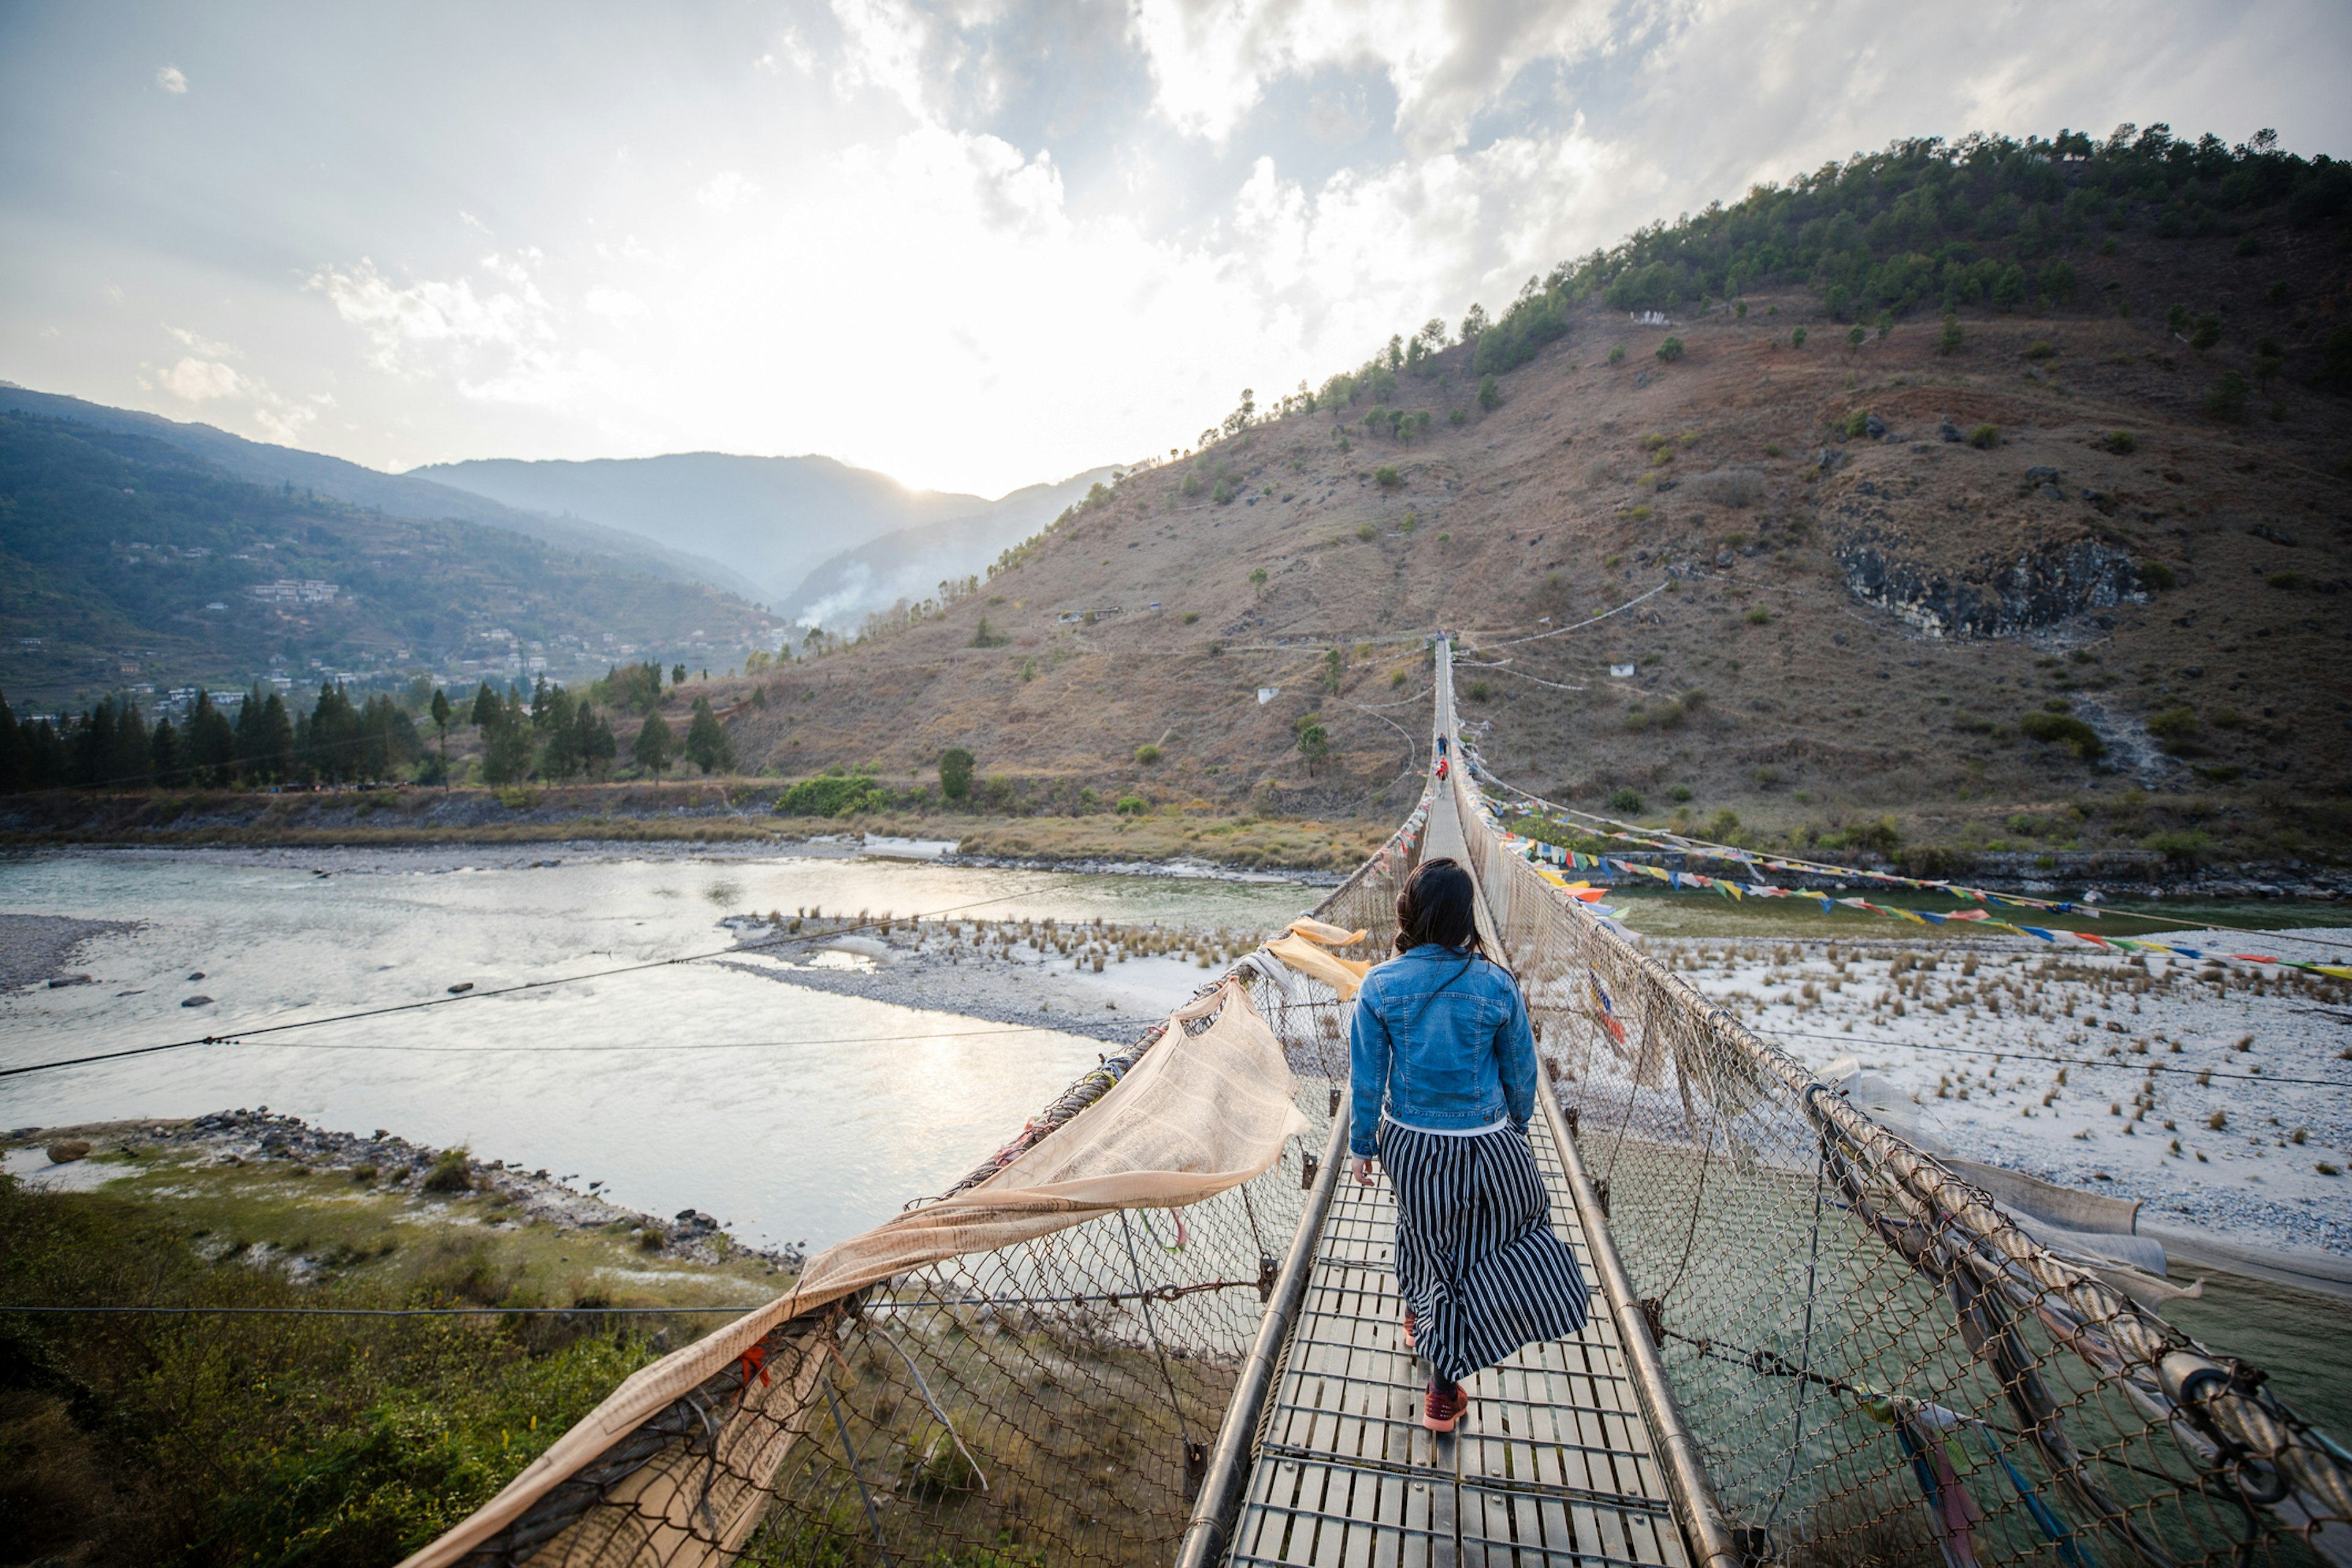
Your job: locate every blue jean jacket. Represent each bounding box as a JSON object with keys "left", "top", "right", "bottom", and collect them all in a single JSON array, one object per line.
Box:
[{"left": 1348, "top": 944, "right": 1539, "bottom": 1157}]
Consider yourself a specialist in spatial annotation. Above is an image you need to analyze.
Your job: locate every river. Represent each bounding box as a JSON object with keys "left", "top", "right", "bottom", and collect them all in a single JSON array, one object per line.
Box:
[{"left": 0, "top": 845, "right": 1315, "bottom": 1250}]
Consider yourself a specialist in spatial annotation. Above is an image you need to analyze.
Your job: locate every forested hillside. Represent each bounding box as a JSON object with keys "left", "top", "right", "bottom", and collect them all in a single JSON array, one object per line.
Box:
[
  {"left": 682, "top": 123, "right": 2352, "bottom": 868},
  {"left": 0, "top": 413, "right": 782, "bottom": 709}
]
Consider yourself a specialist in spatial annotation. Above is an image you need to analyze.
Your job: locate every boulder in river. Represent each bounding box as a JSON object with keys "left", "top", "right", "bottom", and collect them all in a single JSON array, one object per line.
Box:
[
  {"left": 47, "top": 1140, "right": 92, "bottom": 1164},
  {"left": 182, "top": 994, "right": 214, "bottom": 1008}
]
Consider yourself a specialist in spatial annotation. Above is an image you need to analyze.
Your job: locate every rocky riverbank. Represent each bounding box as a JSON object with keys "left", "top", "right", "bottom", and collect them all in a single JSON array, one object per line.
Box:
[
  {"left": 0, "top": 912, "right": 143, "bottom": 994},
  {"left": 4, "top": 1107, "right": 806, "bottom": 1274}
]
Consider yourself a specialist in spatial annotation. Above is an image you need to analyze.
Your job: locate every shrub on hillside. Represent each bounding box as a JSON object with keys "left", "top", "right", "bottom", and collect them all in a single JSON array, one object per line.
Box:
[
  {"left": 2019, "top": 709, "right": 2106, "bottom": 760},
  {"left": 1938, "top": 314, "right": 1963, "bottom": 355},
  {"left": 1373, "top": 466, "right": 1401, "bottom": 488},
  {"left": 1606, "top": 786, "right": 1643, "bottom": 814},
  {"left": 1656, "top": 337, "right": 1685, "bottom": 362},
  {"left": 1969, "top": 424, "right": 2002, "bottom": 448},
  {"left": 2104, "top": 430, "right": 2136, "bottom": 453},
  {"left": 938, "top": 748, "right": 974, "bottom": 802},
  {"left": 1134, "top": 744, "right": 1161, "bottom": 766},
  {"left": 2206, "top": 371, "right": 2250, "bottom": 421}
]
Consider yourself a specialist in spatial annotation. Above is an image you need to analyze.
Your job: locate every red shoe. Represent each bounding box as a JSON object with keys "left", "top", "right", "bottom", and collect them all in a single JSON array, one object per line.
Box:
[
  {"left": 1423, "top": 1379, "right": 1468, "bottom": 1433},
  {"left": 1401, "top": 1307, "right": 1417, "bottom": 1351}
]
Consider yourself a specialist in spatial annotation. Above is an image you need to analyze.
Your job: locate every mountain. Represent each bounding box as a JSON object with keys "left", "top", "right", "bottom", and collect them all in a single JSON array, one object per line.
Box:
[
  {"left": 0, "top": 383, "right": 763, "bottom": 603},
  {"left": 0, "top": 412, "right": 782, "bottom": 709},
  {"left": 409, "top": 453, "right": 1005, "bottom": 607},
  {"left": 777, "top": 467, "right": 1117, "bottom": 628},
  {"left": 685, "top": 124, "right": 2352, "bottom": 865}
]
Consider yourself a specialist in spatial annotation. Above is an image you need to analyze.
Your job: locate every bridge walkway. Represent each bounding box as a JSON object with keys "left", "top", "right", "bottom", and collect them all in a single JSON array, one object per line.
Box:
[{"left": 1221, "top": 1095, "right": 1688, "bottom": 1568}]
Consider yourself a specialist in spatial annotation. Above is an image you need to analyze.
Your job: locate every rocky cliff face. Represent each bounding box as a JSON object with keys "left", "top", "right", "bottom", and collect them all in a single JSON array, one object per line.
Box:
[
  {"left": 1837, "top": 524, "right": 2147, "bottom": 638},
  {"left": 1820, "top": 454, "right": 2152, "bottom": 638}
]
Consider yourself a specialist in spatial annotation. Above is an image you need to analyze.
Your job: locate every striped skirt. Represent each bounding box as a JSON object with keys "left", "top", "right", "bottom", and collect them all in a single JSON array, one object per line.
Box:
[{"left": 1378, "top": 1119, "right": 1592, "bottom": 1385}]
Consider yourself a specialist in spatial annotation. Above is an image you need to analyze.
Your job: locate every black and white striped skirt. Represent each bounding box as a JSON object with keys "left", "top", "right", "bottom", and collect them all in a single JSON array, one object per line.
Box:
[{"left": 1377, "top": 1118, "right": 1591, "bottom": 1385}]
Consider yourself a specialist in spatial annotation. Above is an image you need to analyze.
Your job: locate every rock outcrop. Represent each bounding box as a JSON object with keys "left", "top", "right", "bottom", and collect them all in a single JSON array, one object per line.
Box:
[{"left": 1836, "top": 527, "right": 2149, "bottom": 638}]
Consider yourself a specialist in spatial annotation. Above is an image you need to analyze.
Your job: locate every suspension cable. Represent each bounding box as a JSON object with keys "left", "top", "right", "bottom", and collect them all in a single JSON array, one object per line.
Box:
[{"left": 2, "top": 878, "right": 1095, "bottom": 1080}]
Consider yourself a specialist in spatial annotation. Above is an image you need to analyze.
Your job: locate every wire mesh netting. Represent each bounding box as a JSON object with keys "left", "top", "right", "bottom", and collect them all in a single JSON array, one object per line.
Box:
[
  {"left": 408, "top": 646, "right": 2349, "bottom": 1568},
  {"left": 404, "top": 799, "right": 1427, "bottom": 1568},
  {"left": 1431, "top": 647, "right": 2352, "bottom": 1568}
]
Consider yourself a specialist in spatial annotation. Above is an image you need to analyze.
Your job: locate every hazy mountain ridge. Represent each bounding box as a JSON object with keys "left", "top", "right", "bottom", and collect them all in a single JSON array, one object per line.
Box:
[
  {"left": 0, "top": 385, "right": 762, "bottom": 602},
  {"left": 410, "top": 452, "right": 1009, "bottom": 608},
  {"left": 0, "top": 412, "right": 780, "bottom": 707},
  {"left": 778, "top": 467, "right": 1118, "bottom": 628}
]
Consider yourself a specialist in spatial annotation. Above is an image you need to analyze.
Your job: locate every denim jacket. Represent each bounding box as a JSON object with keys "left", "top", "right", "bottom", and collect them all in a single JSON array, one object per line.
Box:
[{"left": 1348, "top": 944, "right": 1538, "bottom": 1157}]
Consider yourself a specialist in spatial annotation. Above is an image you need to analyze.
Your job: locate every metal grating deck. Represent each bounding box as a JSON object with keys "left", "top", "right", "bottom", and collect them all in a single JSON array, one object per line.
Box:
[{"left": 1223, "top": 1104, "right": 1689, "bottom": 1568}]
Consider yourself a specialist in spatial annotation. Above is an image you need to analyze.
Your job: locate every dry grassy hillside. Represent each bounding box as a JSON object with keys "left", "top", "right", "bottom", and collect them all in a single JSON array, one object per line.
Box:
[{"left": 713, "top": 221, "right": 2352, "bottom": 870}]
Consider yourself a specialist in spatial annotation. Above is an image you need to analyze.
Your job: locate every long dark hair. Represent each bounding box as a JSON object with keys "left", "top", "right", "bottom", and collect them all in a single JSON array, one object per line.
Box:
[{"left": 1394, "top": 858, "right": 1482, "bottom": 956}]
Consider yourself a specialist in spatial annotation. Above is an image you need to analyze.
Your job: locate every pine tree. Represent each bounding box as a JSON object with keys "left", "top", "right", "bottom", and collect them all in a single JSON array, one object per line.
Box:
[
  {"left": 0, "top": 690, "right": 22, "bottom": 793},
  {"left": 581, "top": 706, "right": 618, "bottom": 778},
  {"left": 470, "top": 681, "right": 502, "bottom": 729},
  {"left": 306, "top": 682, "right": 360, "bottom": 783},
  {"left": 188, "top": 692, "right": 236, "bottom": 786},
  {"left": 684, "top": 696, "right": 734, "bottom": 775},
  {"left": 150, "top": 715, "right": 184, "bottom": 788},
  {"left": 253, "top": 694, "right": 295, "bottom": 783},
  {"left": 633, "top": 711, "right": 674, "bottom": 784},
  {"left": 429, "top": 688, "right": 453, "bottom": 786},
  {"left": 106, "top": 699, "right": 151, "bottom": 790},
  {"left": 482, "top": 693, "right": 535, "bottom": 786}
]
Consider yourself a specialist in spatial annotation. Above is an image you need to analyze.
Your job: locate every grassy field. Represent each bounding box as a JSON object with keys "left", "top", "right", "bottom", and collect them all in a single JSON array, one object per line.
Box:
[{"left": 1, "top": 1131, "right": 785, "bottom": 1566}]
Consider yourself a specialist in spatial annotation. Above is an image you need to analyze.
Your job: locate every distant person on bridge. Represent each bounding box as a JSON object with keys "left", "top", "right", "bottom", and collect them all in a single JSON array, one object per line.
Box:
[{"left": 1349, "top": 857, "right": 1591, "bottom": 1431}]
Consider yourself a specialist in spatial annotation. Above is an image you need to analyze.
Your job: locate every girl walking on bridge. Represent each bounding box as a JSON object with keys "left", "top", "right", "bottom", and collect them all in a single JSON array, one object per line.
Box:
[{"left": 1349, "top": 857, "right": 1591, "bottom": 1431}]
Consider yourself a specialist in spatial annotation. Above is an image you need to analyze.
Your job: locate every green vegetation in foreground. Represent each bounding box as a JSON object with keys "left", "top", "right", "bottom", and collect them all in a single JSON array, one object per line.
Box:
[{"left": 0, "top": 1138, "right": 785, "bottom": 1566}]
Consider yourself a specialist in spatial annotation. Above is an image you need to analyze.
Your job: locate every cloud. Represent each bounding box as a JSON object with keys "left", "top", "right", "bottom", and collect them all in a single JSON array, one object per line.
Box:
[
  {"left": 156, "top": 64, "right": 187, "bottom": 94},
  {"left": 307, "top": 255, "right": 557, "bottom": 375},
  {"left": 828, "top": 0, "right": 933, "bottom": 117},
  {"left": 1127, "top": 0, "right": 1606, "bottom": 150},
  {"left": 583, "top": 285, "right": 647, "bottom": 321},
  {"left": 156, "top": 356, "right": 246, "bottom": 402},
  {"left": 192, "top": 0, "right": 2343, "bottom": 492},
  {"left": 696, "top": 171, "right": 758, "bottom": 212},
  {"left": 167, "top": 325, "right": 237, "bottom": 357},
  {"left": 151, "top": 347, "right": 319, "bottom": 443}
]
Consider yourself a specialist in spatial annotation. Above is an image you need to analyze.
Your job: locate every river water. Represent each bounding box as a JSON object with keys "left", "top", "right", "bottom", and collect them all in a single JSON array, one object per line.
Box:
[{"left": 0, "top": 846, "right": 1316, "bottom": 1250}]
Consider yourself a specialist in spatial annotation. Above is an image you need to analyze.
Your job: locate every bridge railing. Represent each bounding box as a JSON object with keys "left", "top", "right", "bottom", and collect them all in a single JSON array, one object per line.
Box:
[
  {"left": 1432, "top": 644, "right": 2351, "bottom": 1568},
  {"left": 401, "top": 792, "right": 1428, "bottom": 1568}
]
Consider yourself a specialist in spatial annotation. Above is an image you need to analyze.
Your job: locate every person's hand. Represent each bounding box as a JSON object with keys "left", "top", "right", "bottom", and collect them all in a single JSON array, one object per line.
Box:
[{"left": 1352, "top": 1156, "right": 1376, "bottom": 1186}]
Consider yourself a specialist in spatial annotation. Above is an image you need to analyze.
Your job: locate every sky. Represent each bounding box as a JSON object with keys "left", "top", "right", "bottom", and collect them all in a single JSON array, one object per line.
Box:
[{"left": 3, "top": 1, "right": 2347, "bottom": 499}]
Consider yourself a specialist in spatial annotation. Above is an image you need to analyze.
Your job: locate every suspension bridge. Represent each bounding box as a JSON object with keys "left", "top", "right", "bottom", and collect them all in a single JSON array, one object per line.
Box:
[{"left": 402, "top": 642, "right": 2351, "bottom": 1568}]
